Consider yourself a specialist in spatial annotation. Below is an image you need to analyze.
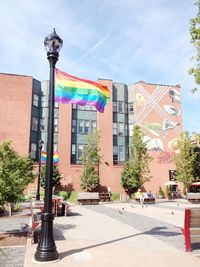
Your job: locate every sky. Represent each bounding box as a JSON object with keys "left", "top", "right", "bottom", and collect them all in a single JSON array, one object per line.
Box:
[{"left": 0, "top": 0, "right": 199, "bottom": 133}]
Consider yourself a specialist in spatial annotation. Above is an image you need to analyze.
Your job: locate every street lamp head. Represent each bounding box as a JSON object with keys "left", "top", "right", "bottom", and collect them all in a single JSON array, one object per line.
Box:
[{"left": 44, "top": 28, "right": 63, "bottom": 55}]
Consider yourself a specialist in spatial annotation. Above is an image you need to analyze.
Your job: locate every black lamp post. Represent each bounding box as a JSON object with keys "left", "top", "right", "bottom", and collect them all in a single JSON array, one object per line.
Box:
[
  {"left": 34, "top": 29, "right": 63, "bottom": 262},
  {"left": 36, "top": 139, "right": 44, "bottom": 201}
]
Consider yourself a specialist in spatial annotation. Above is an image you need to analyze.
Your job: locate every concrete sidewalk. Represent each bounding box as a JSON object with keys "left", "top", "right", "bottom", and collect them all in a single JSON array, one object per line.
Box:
[{"left": 24, "top": 201, "right": 200, "bottom": 267}]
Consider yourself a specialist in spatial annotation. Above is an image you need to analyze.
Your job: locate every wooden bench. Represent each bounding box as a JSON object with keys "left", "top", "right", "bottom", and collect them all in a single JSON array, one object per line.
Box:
[
  {"left": 135, "top": 197, "right": 155, "bottom": 204},
  {"left": 187, "top": 193, "right": 200, "bottom": 203},
  {"left": 77, "top": 192, "right": 99, "bottom": 205},
  {"left": 99, "top": 192, "right": 111, "bottom": 202},
  {"left": 183, "top": 208, "right": 200, "bottom": 251}
]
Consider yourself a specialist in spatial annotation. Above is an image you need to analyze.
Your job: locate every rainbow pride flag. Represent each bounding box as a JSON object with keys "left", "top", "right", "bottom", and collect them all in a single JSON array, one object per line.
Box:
[
  {"left": 55, "top": 68, "right": 111, "bottom": 112},
  {"left": 41, "top": 151, "right": 59, "bottom": 164}
]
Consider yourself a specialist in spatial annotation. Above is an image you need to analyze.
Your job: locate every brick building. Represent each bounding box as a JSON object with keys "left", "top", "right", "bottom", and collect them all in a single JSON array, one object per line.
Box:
[{"left": 0, "top": 73, "right": 183, "bottom": 195}]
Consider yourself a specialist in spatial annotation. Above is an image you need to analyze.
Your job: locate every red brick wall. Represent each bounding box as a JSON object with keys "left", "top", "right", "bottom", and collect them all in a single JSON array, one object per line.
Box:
[{"left": 0, "top": 73, "right": 33, "bottom": 155}]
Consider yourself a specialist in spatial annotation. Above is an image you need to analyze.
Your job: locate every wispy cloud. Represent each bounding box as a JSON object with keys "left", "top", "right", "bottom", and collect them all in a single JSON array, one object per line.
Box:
[{"left": 0, "top": 0, "right": 198, "bottom": 132}]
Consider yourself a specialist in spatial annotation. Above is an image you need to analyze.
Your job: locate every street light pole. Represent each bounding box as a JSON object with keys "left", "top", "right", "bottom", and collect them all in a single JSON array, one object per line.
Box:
[
  {"left": 36, "top": 139, "right": 43, "bottom": 201},
  {"left": 34, "top": 29, "right": 63, "bottom": 262}
]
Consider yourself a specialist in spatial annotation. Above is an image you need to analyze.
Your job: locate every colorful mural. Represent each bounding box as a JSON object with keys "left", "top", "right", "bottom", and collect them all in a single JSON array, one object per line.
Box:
[{"left": 134, "top": 82, "right": 182, "bottom": 153}]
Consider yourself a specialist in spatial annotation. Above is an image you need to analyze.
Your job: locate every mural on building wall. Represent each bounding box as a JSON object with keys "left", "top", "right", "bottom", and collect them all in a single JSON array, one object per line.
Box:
[{"left": 134, "top": 82, "right": 182, "bottom": 154}]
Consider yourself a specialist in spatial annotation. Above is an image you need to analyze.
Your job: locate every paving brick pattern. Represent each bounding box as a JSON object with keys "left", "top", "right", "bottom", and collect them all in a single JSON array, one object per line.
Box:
[
  {"left": 0, "top": 247, "right": 25, "bottom": 267},
  {"left": 0, "top": 207, "right": 30, "bottom": 267},
  {"left": 86, "top": 204, "right": 185, "bottom": 251}
]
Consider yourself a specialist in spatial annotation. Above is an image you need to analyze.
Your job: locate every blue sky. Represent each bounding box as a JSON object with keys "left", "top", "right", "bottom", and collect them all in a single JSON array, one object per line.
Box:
[{"left": 0, "top": 0, "right": 199, "bottom": 133}]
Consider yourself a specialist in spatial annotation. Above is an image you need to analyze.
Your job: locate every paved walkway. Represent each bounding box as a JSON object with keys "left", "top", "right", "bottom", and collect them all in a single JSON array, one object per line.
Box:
[
  {"left": 1, "top": 200, "right": 200, "bottom": 267},
  {"left": 0, "top": 205, "right": 30, "bottom": 267}
]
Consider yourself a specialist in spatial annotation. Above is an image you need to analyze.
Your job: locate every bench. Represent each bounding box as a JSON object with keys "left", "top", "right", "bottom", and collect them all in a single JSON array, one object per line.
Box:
[
  {"left": 187, "top": 193, "right": 200, "bottom": 203},
  {"left": 183, "top": 208, "right": 200, "bottom": 251},
  {"left": 135, "top": 197, "right": 155, "bottom": 204},
  {"left": 99, "top": 192, "right": 111, "bottom": 202},
  {"left": 77, "top": 192, "right": 99, "bottom": 205}
]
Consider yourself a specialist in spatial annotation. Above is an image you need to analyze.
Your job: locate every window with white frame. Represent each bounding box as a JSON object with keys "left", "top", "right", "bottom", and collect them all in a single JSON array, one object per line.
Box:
[
  {"left": 118, "top": 101, "right": 124, "bottom": 113},
  {"left": 33, "top": 94, "right": 39, "bottom": 107},
  {"left": 54, "top": 118, "right": 58, "bottom": 132},
  {"left": 78, "top": 144, "right": 84, "bottom": 160},
  {"left": 71, "top": 144, "right": 76, "bottom": 163},
  {"left": 72, "top": 119, "right": 77, "bottom": 133},
  {"left": 119, "top": 145, "right": 125, "bottom": 162},
  {"left": 113, "top": 122, "right": 117, "bottom": 135},
  {"left": 113, "top": 101, "right": 117, "bottom": 112},
  {"left": 118, "top": 123, "right": 124, "bottom": 136},
  {"left": 32, "top": 117, "right": 38, "bottom": 131},
  {"left": 125, "top": 124, "right": 128, "bottom": 136},
  {"left": 113, "top": 146, "right": 118, "bottom": 164},
  {"left": 91, "top": 120, "right": 97, "bottom": 132},
  {"left": 78, "top": 120, "right": 84, "bottom": 133},
  {"left": 84, "top": 120, "right": 90, "bottom": 134},
  {"left": 128, "top": 102, "right": 134, "bottom": 114},
  {"left": 30, "top": 143, "right": 37, "bottom": 159}
]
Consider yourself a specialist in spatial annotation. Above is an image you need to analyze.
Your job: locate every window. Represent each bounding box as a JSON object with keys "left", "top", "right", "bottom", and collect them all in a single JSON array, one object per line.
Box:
[
  {"left": 71, "top": 144, "right": 76, "bottom": 163},
  {"left": 118, "top": 101, "right": 124, "bottom": 113},
  {"left": 118, "top": 123, "right": 124, "bottom": 136},
  {"left": 128, "top": 102, "right": 134, "bottom": 114},
  {"left": 33, "top": 94, "right": 39, "bottom": 107},
  {"left": 78, "top": 120, "right": 84, "bottom": 133},
  {"left": 91, "top": 105, "right": 96, "bottom": 111},
  {"left": 54, "top": 118, "right": 58, "bottom": 132},
  {"left": 54, "top": 143, "right": 58, "bottom": 152},
  {"left": 78, "top": 105, "right": 84, "bottom": 110},
  {"left": 91, "top": 120, "right": 97, "bottom": 132},
  {"left": 54, "top": 102, "right": 59, "bottom": 108},
  {"left": 113, "top": 101, "right": 117, "bottom": 112},
  {"left": 84, "top": 120, "right": 90, "bottom": 134},
  {"left": 113, "top": 123, "right": 117, "bottom": 135},
  {"left": 125, "top": 124, "right": 128, "bottom": 136},
  {"left": 40, "top": 118, "right": 45, "bottom": 131},
  {"left": 41, "top": 96, "right": 46, "bottom": 107},
  {"left": 78, "top": 144, "right": 84, "bottom": 160},
  {"left": 129, "top": 124, "right": 134, "bottom": 136},
  {"left": 119, "top": 145, "right": 125, "bottom": 162},
  {"left": 72, "top": 119, "right": 77, "bottom": 133},
  {"left": 32, "top": 117, "right": 38, "bottom": 131},
  {"left": 30, "top": 143, "right": 37, "bottom": 159},
  {"left": 84, "top": 105, "right": 90, "bottom": 111},
  {"left": 113, "top": 146, "right": 118, "bottom": 164},
  {"left": 124, "top": 103, "right": 128, "bottom": 114}
]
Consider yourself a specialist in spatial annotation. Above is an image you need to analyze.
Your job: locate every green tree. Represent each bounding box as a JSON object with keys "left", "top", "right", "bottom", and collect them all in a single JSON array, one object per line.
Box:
[
  {"left": 0, "top": 141, "right": 34, "bottom": 210},
  {"left": 121, "top": 125, "right": 152, "bottom": 195},
  {"left": 41, "top": 165, "right": 62, "bottom": 192},
  {"left": 189, "top": 0, "right": 200, "bottom": 92},
  {"left": 80, "top": 130, "right": 101, "bottom": 192},
  {"left": 173, "top": 132, "right": 198, "bottom": 191}
]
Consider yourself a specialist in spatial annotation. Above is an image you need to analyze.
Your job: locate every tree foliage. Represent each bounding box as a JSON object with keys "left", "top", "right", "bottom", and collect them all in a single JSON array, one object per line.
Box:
[
  {"left": 40, "top": 165, "right": 62, "bottom": 189},
  {"left": 173, "top": 132, "right": 199, "bottom": 190},
  {"left": 80, "top": 130, "right": 101, "bottom": 192},
  {"left": 189, "top": 0, "right": 200, "bottom": 92},
  {"left": 121, "top": 125, "right": 152, "bottom": 195},
  {"left": 0, "top": 141, "right": 34, "bottom": 205}
]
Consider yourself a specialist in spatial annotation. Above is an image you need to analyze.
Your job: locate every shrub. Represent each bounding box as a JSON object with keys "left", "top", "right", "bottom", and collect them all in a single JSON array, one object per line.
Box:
[
  {"left": 59, "top": 191, "right": 71, "bottom": 200},
  {"left": 68, "top": 191, "right": 77, "bottom": 203},
  {"left": 111, "top": 192, "right": 120, "bottom": 201}
]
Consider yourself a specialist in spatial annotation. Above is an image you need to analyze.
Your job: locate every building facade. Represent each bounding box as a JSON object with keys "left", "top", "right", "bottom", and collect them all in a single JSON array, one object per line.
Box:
[{"left": 0, "top": 73, "right": 183, "bottom": 195}]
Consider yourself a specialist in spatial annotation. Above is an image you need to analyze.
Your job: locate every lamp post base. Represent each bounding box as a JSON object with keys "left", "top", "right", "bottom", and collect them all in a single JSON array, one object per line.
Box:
[
  {"left": 34, "top": 248, "right": 59, "bottom": 262},
  {"left": 34, "top": 213, "right": 59, "bottom": 262}
]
